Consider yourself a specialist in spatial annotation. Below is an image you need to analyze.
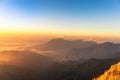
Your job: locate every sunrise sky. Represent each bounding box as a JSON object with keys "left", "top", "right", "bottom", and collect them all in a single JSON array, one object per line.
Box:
[{"left": 0, "top": 0, "right": 120, "bottom": 42}]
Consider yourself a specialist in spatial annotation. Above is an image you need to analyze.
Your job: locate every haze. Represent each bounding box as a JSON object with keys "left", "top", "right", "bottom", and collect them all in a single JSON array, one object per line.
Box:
[{"left": 0, "top": 0, "right": 120, "bottom": 80}]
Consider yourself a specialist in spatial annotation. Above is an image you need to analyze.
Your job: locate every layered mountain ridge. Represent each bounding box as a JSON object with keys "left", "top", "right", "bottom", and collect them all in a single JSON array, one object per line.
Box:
[{"left": 30, "top": 38, "right": 120, "bottom": 60}]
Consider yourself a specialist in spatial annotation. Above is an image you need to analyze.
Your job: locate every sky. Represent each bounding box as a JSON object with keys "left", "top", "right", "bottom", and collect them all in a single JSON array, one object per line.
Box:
[{"left": 0, "top": 0, "right": 120, "bottom": 41}]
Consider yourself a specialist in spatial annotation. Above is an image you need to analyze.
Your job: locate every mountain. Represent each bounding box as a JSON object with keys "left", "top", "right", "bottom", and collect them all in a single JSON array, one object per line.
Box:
[
  {"left": 44, "top": 38, "right": 97, "bottom": 51},
  {"left": 94, "top": 61, "right": 120, "bottom": 80},
  {"left": 1, "top": 38, "right": 120, "bottom": 80},
  {"left": 30, "top": 38, "right": 98, "bottom": 61},
  {"left": 32, "top": 38, "right": 97, "bottom": 51},
  {"left": 0, "top": 50, "right": 119, "bottom": 80},
  {"left": 68, "top": 42, "right": 120, "bottom": 59},
  {"left": 44, "top": 58, "right": 120, "bottom": 80},
  {"left": 30, "top": 38, "right": 120, "bottom": 60}
]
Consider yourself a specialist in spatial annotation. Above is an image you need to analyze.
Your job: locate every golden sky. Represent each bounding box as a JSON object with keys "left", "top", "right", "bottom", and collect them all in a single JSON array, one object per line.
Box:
[{"left": 0, "top": 0, "right": 120, "bottom": 42}]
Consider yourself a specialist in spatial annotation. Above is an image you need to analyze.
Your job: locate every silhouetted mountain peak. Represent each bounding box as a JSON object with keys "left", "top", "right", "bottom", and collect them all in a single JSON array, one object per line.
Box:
[
  {"left": 43, "top": 38, "right": 98, "bottom": 51},
  {"left": 102, "top": 42, "right": 114, "bottom": 46},
  {"left": 47, "top": 38, "right": 70, "bottom": 44},
  {"left": 47, "top": 38, "right": 97, "bottom": 45},
  {"left": 50, "top": 38, "right": 66, "bottom": 41}
]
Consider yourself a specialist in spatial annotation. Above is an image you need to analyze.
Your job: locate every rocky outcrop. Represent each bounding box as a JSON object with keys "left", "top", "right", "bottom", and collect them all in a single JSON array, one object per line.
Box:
[{"left": 94, "top": 62, "right": 120, "bottom": 80}]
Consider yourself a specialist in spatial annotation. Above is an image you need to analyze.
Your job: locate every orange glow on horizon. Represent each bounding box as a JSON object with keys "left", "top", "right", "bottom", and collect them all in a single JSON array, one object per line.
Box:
[{"left": 0, "top": 30, "right": 120, "bottom": 43}]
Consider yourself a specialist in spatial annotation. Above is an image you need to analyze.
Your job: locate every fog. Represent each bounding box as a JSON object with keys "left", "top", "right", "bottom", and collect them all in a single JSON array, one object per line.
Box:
[{"left": 0, "top": 38, "right": 120, "bottom": 80}]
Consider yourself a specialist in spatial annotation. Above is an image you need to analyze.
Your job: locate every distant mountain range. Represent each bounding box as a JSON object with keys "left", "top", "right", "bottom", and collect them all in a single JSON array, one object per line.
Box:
[
  {"left": 0, "top": 38, "right": 120, "bottom": 80},
  {"left": 34, "top": 38, "right": 97, "bottom": 50},
  {"left": 30, "top": 38, "right": 120, "bottom": 60}
]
